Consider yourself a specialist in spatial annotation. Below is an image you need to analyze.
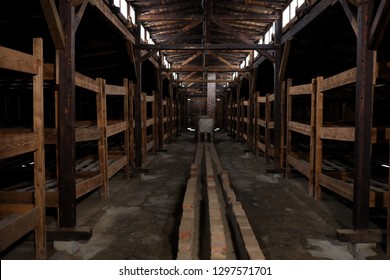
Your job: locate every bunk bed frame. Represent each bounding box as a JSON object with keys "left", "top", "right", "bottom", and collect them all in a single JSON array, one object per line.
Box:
[
  {"left": 315, "top": 65, "right": 389, "bottom": 207},
  {"left": 286, "top": 79, "right": 317, "bottom": 195},
  {"left": 0, "top": 39, "right": 46, "bottom": 258}
]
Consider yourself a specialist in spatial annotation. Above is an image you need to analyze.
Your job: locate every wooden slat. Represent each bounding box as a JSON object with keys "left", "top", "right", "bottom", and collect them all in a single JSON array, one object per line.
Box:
[
  {"left": 288, "top": 121, "right": 311, "bottom": 135},
  {"left": 146, "top": 118, "right": 155, "bottom": 127},
  {"left": 75, "top": 174, "right": 103, "bottom": 199},
  {"left": 289, "top": 83, "right": 312, "bottom": 95},
  {"left": 322, "top": 67, "right": 356, "bottom": 91},
  {"left": 107, "top": 155, "right": 127, "bottom": 178},
  {"left": 75, "top": 72, "right": 100, "bottom": 93},
  {"left": 0, "top": 132, "right": 39, "bottom": 159},
  {"left": 107, "top": 121, "right": 126, "bottom": 137},
  {"left": 0, "top": 208, "right": 39, "bottom": 252},
  {"left": 319, "top": 126, "right": 355, "bottom": 141},
  {"left": 75, "top": 126, "right": 101, "bottom": 141},
  {"left": 0, "top": 46, "right": 39, "bottom": 74},
  {"left": 287, "top": 155, "right": 310, "bottom": 178},
  {"left": 105, "top": 84, "right": 126, "bottom": 96}
]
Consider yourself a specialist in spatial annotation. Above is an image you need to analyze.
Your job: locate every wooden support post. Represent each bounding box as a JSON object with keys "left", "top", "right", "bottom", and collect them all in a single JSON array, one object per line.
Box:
[
  {"left": 168, "top": 80, "right": 174, "bottom": 141},
  {"left": 353, "top": 1, "right": 374, "bottom": 230},
  {"left": 247, "top": 75, "right": 254, "bottom": 152},
  {"left": 265, "top": 93, "right": 271, "bottom": 163},
  {"left": 96, "top": 78, "right": 109, "bottom": 199},
  {"left": 273, "top": 13, "right": 282, "bottom": 173},
  {"left": 128, "top": 81, "right": 135, "bottom": 168},
  {"left": 388, "top": 140, "right": 390, "bottom": 256},
  {"left": 286, "top": 79, "right": 292, "bottom": 179},
  {"left": 254, "top": 91, "right": 259, "bottom": 156},
  {"left": 236, "top": 84, "right": 241, "bottom": 140},
  {"left": 134, "top": 16, "right": 143, "bottom": 168},
  {"left": 142, "top": 93, "right": 147, "bottom": 163},
  {"left": 33, "top": 38, "right": 46, "bottom": 259},
  {"left": 152, "top": 90, "right": 158, "bottom": 154},
  {"left": 58, "top": 0, "right": 76, "bottom": 227},
  {"left": 309, "top": 79, "right": 317, "bottom": 196},
  {"left": 156, "top": 73, "right": 164, "bottom": 150},
  {"left": 315, "top": 77, "right": 324, "bottom": 201},
  {"left": 123, "top": 79, "right": 130, "bottom": 180}
]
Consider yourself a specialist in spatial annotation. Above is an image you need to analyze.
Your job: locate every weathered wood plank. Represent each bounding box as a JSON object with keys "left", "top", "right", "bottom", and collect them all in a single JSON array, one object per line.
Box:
[
  {"left": 0, "top": 132, "right": 39, "bottom": 159},
  {"left": 0, "top": 46, "right": 39, "bottom": 74},
  {"left": 0, "top": 208, "right": 39, "bottom": 252},
  {"left": 75, "top": 72, "right": 100, "bottom": 93}
]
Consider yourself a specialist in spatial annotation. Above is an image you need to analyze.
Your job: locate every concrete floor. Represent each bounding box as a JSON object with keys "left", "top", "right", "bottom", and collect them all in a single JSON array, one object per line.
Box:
[{"left": 1, "top": 132, "right": 388, "bottom": 260}]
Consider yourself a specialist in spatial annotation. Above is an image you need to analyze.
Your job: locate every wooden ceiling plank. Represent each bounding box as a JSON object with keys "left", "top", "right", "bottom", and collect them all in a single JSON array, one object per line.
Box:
[
  {"left": 368, "top": 0, "right": 390, "bottom": 49},
  {"left": 39, "top": 0, "right": 65, "bottom": 49}
]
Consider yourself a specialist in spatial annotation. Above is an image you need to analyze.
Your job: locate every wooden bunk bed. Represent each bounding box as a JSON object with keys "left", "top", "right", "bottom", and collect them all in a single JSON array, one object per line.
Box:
[
  {"left": 286, "top": 79, "right": 317, "bottom": 196},
  {"left": 0, "top": 38, "right": 46, "bottom": 258},
  {"left": 242, "top": 99, "right": 249, "bottom": 142},
  {"left": 0, "top": 73, "right": 129, "bottom": 215},
  {"left": 315, "top": 65, "right": 390, "bottom": 207},
  {"left": 141, "top": 92, "right": 157, "bottom": 162},
  {"left": 104, "top": 79, "right": 130, "bottom": 181},
  {"left": 255, "top": 93, "right": 275, "bottom": 160}
]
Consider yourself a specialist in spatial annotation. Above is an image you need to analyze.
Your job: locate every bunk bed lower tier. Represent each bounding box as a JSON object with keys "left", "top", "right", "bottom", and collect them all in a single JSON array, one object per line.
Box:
[
  {"left": 316, "top": 126, "right": 390, "bottom": 207},
  {"left": 0, "top": 204, "right": 40, "bottom": 252},
  {"left": 0, "top": 157, "right": 109, "bottom": 207}
]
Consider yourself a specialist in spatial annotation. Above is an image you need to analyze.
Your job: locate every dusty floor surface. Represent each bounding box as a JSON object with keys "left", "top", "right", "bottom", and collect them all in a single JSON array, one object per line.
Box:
[{"left": 1, "top": 132, "right": 389, "bottom": 260}]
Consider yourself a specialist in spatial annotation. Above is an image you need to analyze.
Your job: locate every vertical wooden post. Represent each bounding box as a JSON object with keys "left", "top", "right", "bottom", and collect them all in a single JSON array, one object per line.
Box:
[
  {"left": 265, "top": 93, "right": 271, "bottom": 163},
  {"left": 128, "top": 81, "right": 135, "bottom": 168},
  {"left": 152, "top": 90, "right": 158, "bottom": 154},
  {"left": 58, "top": 0, "right": 76, "bottom": 227},
  {"left": 309, "top": 78, "right": 317, "bottom": 197},
  {"left": 248, "top": 75, "right": 255, "bottom": 152},
  {"left": 273, "top": 13, "right": 282, "bottom": 172},
  {"left": 286, "top": 79, "right": 292, "bottom": 179},
  {"left": 33, "top": 38, "right": 46, "bottom": 259},
  {"left": 388, "top": 140, "right": 390, "bottom": 256},
  {"left": 353, "top": 1, "right": 375, "bottom": 229},
  {"left": 142, "top": 93, "right": 147, "bottom": 163},
  {"left": 156, "top": 74, "right": 164, "bottom": 150},
  {"left": 315, "top": 76, "right": 324, "bottom": 201},
  {"left": 97, "top": 78, "right": 108, "bottom": 199},
  {"left": 134, "top": 17, "right": 143, "bottom": 168},
  {"left": 236, "top": 83, "right": 241, "bottom": 140},
  {"left": 123, "top": 79, "right": 130, "bottom": 179},
  {"left": 254, "top": 91, "right": 259, "bottom": 156}
]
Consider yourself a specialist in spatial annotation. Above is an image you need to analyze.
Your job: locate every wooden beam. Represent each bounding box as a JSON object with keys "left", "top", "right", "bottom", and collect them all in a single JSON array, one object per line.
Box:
[
  {"left": 137, "top": 43, "right": 276, "bottom": 51},
  {"left": 74, "top": 0, "right": 89, "bottom": 31},
  {"left": 176, "top": 79, "right": 232, "bottom": 83},
  {"left": 141, "top": 20, "right": 202, "bottom": 62},
  {"left": 282, "top": 0, "right": 334, "bottom": 44},
  {"left": 210, "top": 52, "right": 236, "bottom": 69},
  {"left": 90, "top": 0, "right": 135, "bottom": 42},
  {"left": 163, "top": 66, "right": 249, "bottom": 72},
  {"left": 273, "top": 14, "right": 282, "bottom": 173},
  {"left": 204, "top": 0, "right": 213, "bottom": 44},
  {"left": 340, "top": 0, "right": 358, "bottom": 36},
  {"left": 134, "top": 16, "right": 143, "bottom": 168},
  {"left": 353, "top": 1, "right": 375, "bottom": 229},
  {"left": 368, "top": 0, "right": 390, "bottom": 49},
  {"left": 213, "top": 17, "right": 275, "bottom": 63},
  {"left": 58, "top": 0, "right": 76, "bottom": 227},
  {"left": 175, "top": 51, "right": 202, "bottom": 68},
  {"left": 138, "top": 14, "right": 279, "bottom": 22},
  {"left": 278, "top": 39, "right": 291, "bottom": 82},
  {"left": 39, "top": 0, "right": 65, "bottom": 49}
]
